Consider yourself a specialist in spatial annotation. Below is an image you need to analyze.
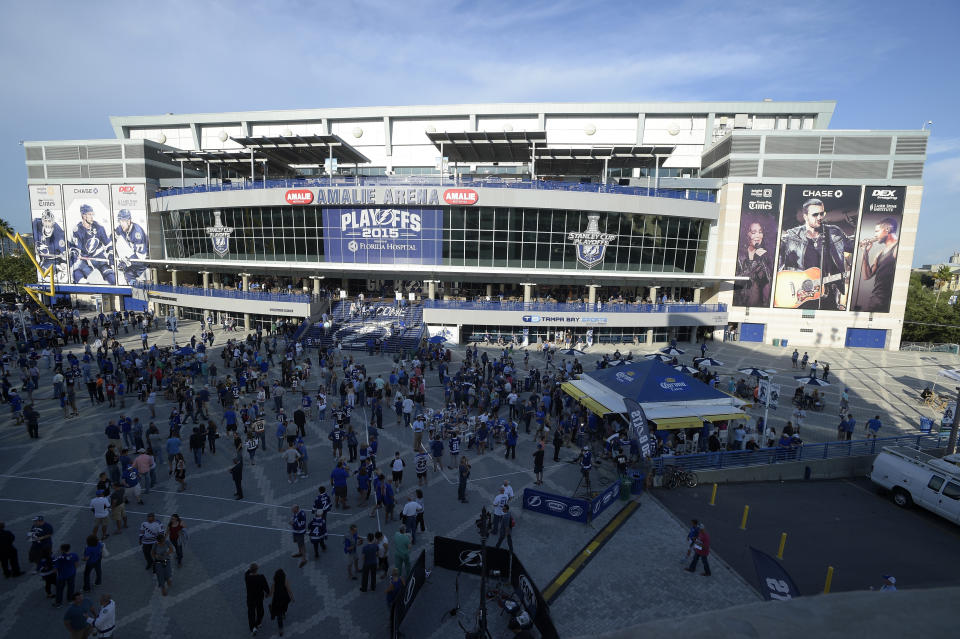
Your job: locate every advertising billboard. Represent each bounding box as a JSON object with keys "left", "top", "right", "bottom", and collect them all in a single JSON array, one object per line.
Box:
[
  {"left": 850, "top": 187, "right": 905, "bottom": 313},
  {"left": 110, "top": 185, "right": 150, "bottom": 285},
  {"left": 774, "top": 185, "right": 862, "bottom": 311},
  {"left": 28, "top": 185, "right": 68, "bottom": 282},
  {"left": 733, "top": 184, "right": 781, "bottom": 308},
  {"left": 63, "top": 185, "right": 115, "bottom": 285},
  {"left": 323, "top": 208, "right": 442, "bottom": 265}
]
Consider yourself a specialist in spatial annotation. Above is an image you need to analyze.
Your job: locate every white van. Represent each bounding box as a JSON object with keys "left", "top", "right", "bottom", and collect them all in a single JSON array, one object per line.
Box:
[{"left": 869, "top": 446, "right": 960, "bottom": 524}]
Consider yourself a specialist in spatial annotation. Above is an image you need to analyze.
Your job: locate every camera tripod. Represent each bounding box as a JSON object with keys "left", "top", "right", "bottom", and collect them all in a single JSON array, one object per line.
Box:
[{"left": 572, "top": 469, "right": 594, "bottom": 499}]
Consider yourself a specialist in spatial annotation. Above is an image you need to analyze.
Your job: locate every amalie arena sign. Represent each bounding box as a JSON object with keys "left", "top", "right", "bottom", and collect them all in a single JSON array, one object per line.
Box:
[{"left": 283, "top": 187, "right": 478, "bottom": 207}]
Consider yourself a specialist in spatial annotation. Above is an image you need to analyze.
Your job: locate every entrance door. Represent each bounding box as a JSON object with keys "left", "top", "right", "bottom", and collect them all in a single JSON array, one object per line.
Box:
[
  {"left": 739, "top": 323, "right": 766, "bottom": 343},
  {"left": 844, "top": 328, "right": 887, "bottom": 348}
]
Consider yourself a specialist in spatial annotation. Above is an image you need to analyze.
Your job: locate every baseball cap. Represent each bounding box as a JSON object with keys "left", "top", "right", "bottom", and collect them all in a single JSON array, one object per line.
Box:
[
  {"left": 33, "top": 515, "right": 43, "bottom": 521},
  {"left": 882, "top": 575, "right": 896, "bottom": 584}
]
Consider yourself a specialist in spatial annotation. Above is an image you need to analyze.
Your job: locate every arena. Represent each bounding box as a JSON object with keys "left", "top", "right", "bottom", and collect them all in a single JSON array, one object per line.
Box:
[{"left": 23, "top": 101, "right": 928, "bottom": 350}]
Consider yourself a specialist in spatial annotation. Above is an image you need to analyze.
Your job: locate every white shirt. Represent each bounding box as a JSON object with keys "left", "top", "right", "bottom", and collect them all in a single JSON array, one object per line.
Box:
[
  {"left": 139, "top": 520, "right": 163, "bottom": 544},
  {"left": 492, "top": 493, "right": 508, "bottom": 516},
  {"left": 402, "top": 398, "right": 414, "bottom": 414},
  {"left": 94, "top": 599, "right": 117, "bottom": 636},
  {"left": 392, "top": 458, "right": 405, "bottom": 472},
  {"left": 401, "top": 500, "right": 419, "bottom": 517},
  {"left": 502, "top": 485, "right": 515, "bottom": 502},
  {"left": 90, "top": 496, "right": 111, "bottom": 518}
]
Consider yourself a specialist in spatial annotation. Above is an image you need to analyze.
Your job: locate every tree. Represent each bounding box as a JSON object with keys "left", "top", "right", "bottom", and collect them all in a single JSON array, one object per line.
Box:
[
  {"left": 934, "top": 265, "right": 954, "bottom": 304},
  {"left": 0, "top": 253, "right": 39, "bottom": 293},
  {"left": 903, "top": 272, "right": 960, "bottom": 344},
  {"left": 0, "top": 218, "right": 13, "bottom": 259}
]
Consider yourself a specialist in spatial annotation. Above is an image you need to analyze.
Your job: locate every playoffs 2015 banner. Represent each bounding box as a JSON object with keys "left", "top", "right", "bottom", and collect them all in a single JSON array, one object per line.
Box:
[
  {"left": 28, "top": 185, "right": 68, "bottom": 283},
  {"left": 323, "top": 208, "right": 442, "bottom": 265}
]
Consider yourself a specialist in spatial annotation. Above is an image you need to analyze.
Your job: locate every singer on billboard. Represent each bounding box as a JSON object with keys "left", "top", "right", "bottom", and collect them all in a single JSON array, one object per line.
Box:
[
  {"left": 733, "top": 220, "right": 773, "bottom": 307},
  {"left": 777, "top": 198, "right": 854, "bottom": 310},
  {"left": 857, "top": 218, "right": 899, "bottom": 311}
]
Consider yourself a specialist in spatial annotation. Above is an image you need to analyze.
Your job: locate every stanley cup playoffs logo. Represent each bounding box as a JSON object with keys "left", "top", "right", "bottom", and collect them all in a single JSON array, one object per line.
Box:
[
  {"left": 568, "top": 214, "right": 615, "bottom": 268},
  {"left": 206, "top": 210, "right": 234, "bottom": 257}
]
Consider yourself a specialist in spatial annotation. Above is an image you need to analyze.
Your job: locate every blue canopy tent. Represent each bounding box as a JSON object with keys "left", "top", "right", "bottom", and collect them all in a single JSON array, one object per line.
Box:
[{"left": 561, "top": 359, "right": 747, "bottom": 429}]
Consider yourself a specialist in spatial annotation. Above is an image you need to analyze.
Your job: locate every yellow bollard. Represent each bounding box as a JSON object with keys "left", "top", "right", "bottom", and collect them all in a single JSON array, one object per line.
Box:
[
  {"left": 823, "top": 566, "right": 834, "bottom": 594},
  {"left": 709, "top": 483, "right": 718, "bottom": 506},
  {"left": 739, "top": 505, "right": 750, "bottom": 530},
  {"left": 777, "top": 532, "right": 787, "bottom": 559}
]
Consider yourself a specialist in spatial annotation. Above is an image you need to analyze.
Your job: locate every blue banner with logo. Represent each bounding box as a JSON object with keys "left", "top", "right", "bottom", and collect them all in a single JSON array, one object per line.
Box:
[
  {"left": 623, "top": 397, "right": 653, "bottom": 459},
  {"left": 749, "top": 546, "right": 801, "bottom": 601},
  {"left": 323, "top": 208, "right": 442, "bottom": 265},
  {"left": 590, "top": 477, "right": 621, "bottom": 519},
  {"left": 522, "top": 487, "right": 589, "bottom": 524}
]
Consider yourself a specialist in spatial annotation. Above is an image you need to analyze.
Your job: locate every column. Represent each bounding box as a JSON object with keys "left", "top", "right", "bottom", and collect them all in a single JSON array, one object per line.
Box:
[
  {"left": 647, "top": 328, "right": 654, "bottom": 344},
  {"left": 200, "top": 272, "right": 211, "bottom": 324},
  {"left": 486, "top": 284, "right": 493, "bottom": 299},
  {"left": 523, "top": 283, "right": 533, "bottom": 304},
  {"left": 170, "top": 269, "right": 178, "bottom": 287},
  {"left": 649, "top": 287, "right": 658, "bottom": 304},
  {"left": 149, "top": 268, "right": 158, "bottom": 284},
  {"left": 693, "top": 288, "right": 702, "bottom": 304},
  {"left": 212, "top": 272, "right": 220, "bottom": 290},
  {"left": 341, "top": 278, "right": 349, "bottom": 297},
  {"left": 312, "top": 276, "right": 323, "bottom": 296},
  {"left": 241, "top": 273, "right": 250, "bottom": 292},
  {"left": 428, "top": 280, "right": 436, "bottom": 300},
  {"left": 587, "top": 285, "right": 598, "bottom": 305},
  {"left": 244, "top": 313, "right": 251, "bottom": 332}
]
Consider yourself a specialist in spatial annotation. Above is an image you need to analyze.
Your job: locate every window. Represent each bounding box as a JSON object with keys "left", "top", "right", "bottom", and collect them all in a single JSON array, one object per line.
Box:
[
  {"left": 928, "top": 476, "right": 945, "bottom": 492},
  {"left": 942, "top": 482, "right": 960, "bottom": 501}
]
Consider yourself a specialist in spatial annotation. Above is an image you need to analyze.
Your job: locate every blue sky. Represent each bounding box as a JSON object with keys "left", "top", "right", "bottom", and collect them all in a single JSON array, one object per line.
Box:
[{"left": 2, "top": 0, "right": 957, "bottom": 265}]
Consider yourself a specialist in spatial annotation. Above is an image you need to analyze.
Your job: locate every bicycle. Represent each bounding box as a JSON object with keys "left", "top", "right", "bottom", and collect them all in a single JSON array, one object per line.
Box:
[{"left": 663, "top": 465, "right": 698, "bottom": 489}]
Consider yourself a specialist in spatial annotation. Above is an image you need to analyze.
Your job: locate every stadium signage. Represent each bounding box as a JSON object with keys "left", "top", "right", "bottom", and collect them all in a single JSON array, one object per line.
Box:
[
  {"left": 443, "top": 188, "right": 479, "bottom": 205},
  {"left": 568, "top": 214, "right": 615, "bottom": 268},
  {"left": 118, "top": 186, "right": 136, "bottom": 194},
  {"left": 285, "top": 189, "right": 314, "bottom": 205},
  {"left": 205, "top": 210, "right": 234, "bottom": 257}
]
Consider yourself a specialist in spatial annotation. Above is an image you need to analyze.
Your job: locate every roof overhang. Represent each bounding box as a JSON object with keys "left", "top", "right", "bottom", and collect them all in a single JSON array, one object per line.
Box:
[
  {"left": 230, "top": 134, "right": 370, "bottom": 166},
  {"left": 427, "top": 131, "right": 547, "bottom": 163},
  {"left": 534, "top": 145, "right": 676, "bottom": 175}
]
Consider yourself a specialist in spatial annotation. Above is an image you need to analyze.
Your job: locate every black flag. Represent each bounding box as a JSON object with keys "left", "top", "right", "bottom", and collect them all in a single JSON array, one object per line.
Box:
[
  {"left": 749, "top": 546, "right": 801, "bottom": 601},
  {"left": 623, "top": 397, "right": 652, "bottom": 458}
]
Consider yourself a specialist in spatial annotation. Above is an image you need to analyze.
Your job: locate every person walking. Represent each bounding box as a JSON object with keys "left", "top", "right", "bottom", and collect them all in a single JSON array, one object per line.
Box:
[
  {"left": 173, "top": 452, "right": 187, "bottom": 492},
  {"left": 91, "top": 593, "right": 117, "bottom": 638},
  {"left": 138, "top": 513, "right": 163, "bottom": 571},
  {"left": 386, "top": 567, "right": 406, "bottom": 636},
  {"left": 393, "top": 525, "right": 412, "bottom": 578},
  {"left": 457, "top": 456, "right": 471, "bottom": 503},
  {"left": 494, "top": 504, "right": 515, "bottom": 553},
  {"left": 269, "top": 569, "right": 294, "bottom": 637},
  {"left": 151, "top": 532, "right": 174, "bottom": 596},
  {"left": 344, "top": 524, "right": 359, "bottom": 581},
  {"left": 230, "top": 455, "right": 244, "bottom": 500},
  {"left": 532, "top": 441, "right": 545, "bottom": 486},
  {"left": 552, "top": 426, "right": 563, "bottom": 463},
  {"left": 289, "top": 506, "right": 308, "bottom": 569},
  {"left": 282, "top": 442, "right": 302, "bottom": 484},
  {"left": 0, "top": 521, "right": 24, "bottom": 578},
  {"left": 685, "top": 522, "right": 711, "bottom": 576},
  {"left": 167, "top": 514, "right": 186, "bottom": 568},
  {"left": 81, "top": 535, "right": 104, "bottom": 592},
  {"left": 52, "top": 543, "right": 80, "bottom": 607},
  {"left": 62, "top": 591, "right": 94, "bottom": 639},
  {"left": 245, "top": 563, "right": 271, "bottom": 636},
  {"left": 866, "top": 415, "right": 883, "bottom": 439},
  {"left": 308, "top": 510, "right": 327, "bottom": 559},
  {"left": 360, "top": 532, "right": 379, "bottom": 592},
  {"left": 401, "top": 497, "right": 419, "bottom": 545},
  {"left": 89, "top": 490, "right": 111, "bottom": 542}
]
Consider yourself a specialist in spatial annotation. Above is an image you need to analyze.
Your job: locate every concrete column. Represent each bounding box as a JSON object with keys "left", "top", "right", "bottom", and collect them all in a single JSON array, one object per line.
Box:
[
  {"left": 170, "top": 269, "right": 178, "bottom": 287},
  {"left": 693, "top": 288, "right": 702, "bottom": 304},
  {"left": 428, "top": 280, "right": 436, "bottom": 300},
  {"left": 312, "top": 277, "right": 322, "bottom": 296},
  {"left": 202, "top": 271, "right": 210, "bottom": 289},
  {"left": 523, "top": 284, "right": 532, "bottom": 304},
  {"left": 241, "top": 273, "right": 250, "bottom": 292},
  {"left": 243, "top": 313, "right": 251, "bottom": 332},
  {"left": 149, "top": 268, "right": 158, "bottom": 284},
  {"left": 649, "top": 287, "right": 658, "bottom": 304},
  {"left": 647, "top": 328, "right": 654, "bottom": 344},
  {"left": 486, "top": 284, "right": 493, "bottom": 299},
  {"left": 587, "top": 285, "right": 597, "bottom": 305}
]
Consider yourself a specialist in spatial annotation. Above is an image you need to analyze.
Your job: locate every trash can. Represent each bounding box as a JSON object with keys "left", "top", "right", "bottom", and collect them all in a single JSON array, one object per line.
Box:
[
  {"left": 628, "top": 470, "right": 644, "bottom": 494},
  {"left": 781, "top": 339, "right": 788, "bottom": 347},
  {"left": 620, "top": 477, "right": 633, "bottom": 500},
  {"left": 773, "top": 338, "right": 781, "bottom": 347}
]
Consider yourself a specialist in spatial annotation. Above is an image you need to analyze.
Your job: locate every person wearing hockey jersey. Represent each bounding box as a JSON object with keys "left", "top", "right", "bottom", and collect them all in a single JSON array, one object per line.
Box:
[
  {"left": 114, "top": 209, "right": 148, "bottom": 284},
  {"left": 32, "top": 209, "right": 68, "bottom": 280},
  {"left": 71, "top": 204, "right": 116, "bottom": 284}
]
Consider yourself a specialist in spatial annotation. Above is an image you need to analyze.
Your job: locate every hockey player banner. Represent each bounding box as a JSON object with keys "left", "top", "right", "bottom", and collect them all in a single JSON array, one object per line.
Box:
[
  {"left": 63, "top": 185, "right": 116, "bottom": 285},
  {"left": 110, "top": 185, "right": 149, "bottom": 285},
  {"left": 28, "top": 185, "right": 69, "bottom": 283}
]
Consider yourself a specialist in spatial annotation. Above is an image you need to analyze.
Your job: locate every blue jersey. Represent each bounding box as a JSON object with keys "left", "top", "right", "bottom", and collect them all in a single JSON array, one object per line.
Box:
[
  {"left": 71, "top": 221, "right": 112, "bottom": 259},
  {"left": 308, "top": 517, "right": 327, "bottom": 540},
  {"left": 32, "top": 219, "right": 67, "bottom": 267},
  {"left": 115, "top": 221, "right": 148, "bottom": 259}
]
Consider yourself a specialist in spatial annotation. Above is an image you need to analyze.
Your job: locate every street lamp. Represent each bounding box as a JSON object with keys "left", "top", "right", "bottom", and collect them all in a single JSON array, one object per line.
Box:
[{"left": 922, "top": 120, "right": 933, "bottom": 131}]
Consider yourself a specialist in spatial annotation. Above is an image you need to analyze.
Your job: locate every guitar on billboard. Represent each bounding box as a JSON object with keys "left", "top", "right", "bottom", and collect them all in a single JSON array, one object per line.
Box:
[{"left": 774, "top": 267, "right": 847, "bottom": 309}]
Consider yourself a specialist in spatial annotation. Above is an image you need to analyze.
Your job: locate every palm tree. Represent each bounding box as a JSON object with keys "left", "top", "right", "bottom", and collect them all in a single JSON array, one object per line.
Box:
[
  {"left": 934, "top": 265, "right": 954, "bottom": 304},
  {"left": 0, "top": 218, "right": 13, "bottom": 258}
]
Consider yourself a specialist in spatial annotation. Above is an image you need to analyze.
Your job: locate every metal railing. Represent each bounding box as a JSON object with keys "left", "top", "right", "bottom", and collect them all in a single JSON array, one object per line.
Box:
[
  {"left": 154, "top": 176, "right": 716, "bottom": 202},
  {"left": 900, "top": 342, "right": 960, "bottom": 354},
  {"left": 422, "top": 299, "right": 726, "bottom": 314},
  {"left": 133, "top": 282, "right": 314, "bottom": 304},
  {"left": 653, "top": 434, "right": 948, "bottom": 473}
]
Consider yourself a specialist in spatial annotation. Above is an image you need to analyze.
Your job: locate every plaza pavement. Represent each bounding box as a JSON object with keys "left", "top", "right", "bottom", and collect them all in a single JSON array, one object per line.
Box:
[{"left": 0, "top": 322, "right": 955, "bottom": 638}]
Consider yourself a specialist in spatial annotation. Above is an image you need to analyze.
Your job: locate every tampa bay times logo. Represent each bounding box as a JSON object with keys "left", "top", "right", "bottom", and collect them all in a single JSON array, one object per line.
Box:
[
  {"left": 206, "top": 210, "right": 234, "bottom": 257},
  {"left": 568, "top": 214, "right": 615, "bottom": 268}
]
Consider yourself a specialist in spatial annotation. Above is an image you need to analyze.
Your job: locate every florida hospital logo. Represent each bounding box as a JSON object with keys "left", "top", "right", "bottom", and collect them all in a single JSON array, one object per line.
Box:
[
  {"left": 205, "top": 210, "right": 234, "bottom": 257},
  {"left": 568, "top": 214, "right": 615, "bottom": 268}
]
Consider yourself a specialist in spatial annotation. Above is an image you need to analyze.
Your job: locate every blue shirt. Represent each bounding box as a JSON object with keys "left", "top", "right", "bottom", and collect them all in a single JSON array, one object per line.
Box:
[
  {"left": 867, "top": 418, "right": 882, "bottom": 432},
  {"left": 83, "top": 543, "right": 103, "bottom": 564},
  {"left": 166, "top": 437, "right": 181, "bottom": 455},
  {"left": 331, "top": 466, "right": 349, "bottom": 487},
  {"left": 290, "top": 510, "right": 307, "bottom": 534},
  {"left": 53, "top": 552, "right": 79, "bottom": 578}
]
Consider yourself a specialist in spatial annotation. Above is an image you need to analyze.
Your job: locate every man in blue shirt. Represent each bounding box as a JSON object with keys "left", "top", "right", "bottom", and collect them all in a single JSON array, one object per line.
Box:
[
  {"left": 165, "top": 435, "right": 181, "bottom": 474},
  {"left": 52, "top": 543, "right": 80, "bottom": 607},
  {"left": 330, "top": 461, "right": 350, "bottom": 510},
  {"left": 866, "top": 415, "right": 882, "bottom": 439}
]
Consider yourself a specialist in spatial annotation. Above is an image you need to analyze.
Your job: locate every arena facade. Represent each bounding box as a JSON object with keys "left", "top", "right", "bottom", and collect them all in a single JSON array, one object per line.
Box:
[{"left": 23, "top": 101, "right": 927, "bottom": 349}]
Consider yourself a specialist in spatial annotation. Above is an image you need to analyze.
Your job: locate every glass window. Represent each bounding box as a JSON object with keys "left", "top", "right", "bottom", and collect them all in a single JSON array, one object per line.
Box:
[
  {"left": 928, "top": 476, "right": 946, "bottom": 492},
  {"left": 943, "top": 482, "right": 960, "bottom": 501}
]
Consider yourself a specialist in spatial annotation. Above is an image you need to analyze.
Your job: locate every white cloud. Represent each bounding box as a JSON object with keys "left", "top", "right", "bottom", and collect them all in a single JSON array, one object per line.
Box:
[
  {"left": 927, "top": 137, "right": 960, "bottom": 156},
  {"left": 925, "top": 155, "right": 960, "bottom": 193}
]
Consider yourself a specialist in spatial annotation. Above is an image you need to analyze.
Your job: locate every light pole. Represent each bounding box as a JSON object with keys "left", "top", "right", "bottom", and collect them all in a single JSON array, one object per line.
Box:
[
  {"left": 14, "top": 303, "right": 27, "bottom": 341},
  {"left": 922, "top": 120, "right": 933, "bottom": 131},
  {"left": 947, "top": 386, "right": 960, "bottom": 453}
]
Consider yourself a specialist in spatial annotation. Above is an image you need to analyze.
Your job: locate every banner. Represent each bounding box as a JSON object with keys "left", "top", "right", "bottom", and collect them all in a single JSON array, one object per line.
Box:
[
  {"left": 323, "top": 208, "right": 442, "bottom": 265},
  {"left": 521, "top": 487, "right": 589, "bottom": 524},
  {"left": 391, "top": 550, "right": 427, "bottom": 639},
  {"left": 28, "top": 185, "right": 68, "bottom": 283},
  {"left": 63, "top": 185, "right": 116, "bottom": 285},
  {"left": 624, "top": 397, "right": 653, "bottom": 459},
  {"left": 758, "top": 380, "right": 780, "bottom": 410},
  {"left": 733, "top": 185, "right": 781, "bottom": 308},
  {"left": 427, "top": 325, "right": 460, "bottom": 345},
  {"left": 774, "top": 186, "right": 862, "bottom": 311},
  {"left": 510, "top": 554, "right": 560, "bottom": 639},
  {"left": 850, "top": 187, "right": 905, "bottom": 313},
  {"left": 110, "top": 185, "right": 150, "bottom": 285},
  {"left": 590, "top": 477, "right": 621, "bottom": 520},
  {"left": 432, "top": 536, "right": 511, "bottom": 577},
  {"left": 749, "top": 547, "right": 801, "bottom": 601}
]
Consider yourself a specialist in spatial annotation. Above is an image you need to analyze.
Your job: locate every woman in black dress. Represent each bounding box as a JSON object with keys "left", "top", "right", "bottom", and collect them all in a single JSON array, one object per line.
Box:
[{"left": 733, "top": 220, "right": 772, "bottom": 307}]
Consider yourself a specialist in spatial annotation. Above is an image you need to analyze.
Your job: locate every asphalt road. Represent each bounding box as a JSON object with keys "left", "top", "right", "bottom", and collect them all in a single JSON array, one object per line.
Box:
[{"left": 654, "top": 477, "right": 960, "bottom": 595}]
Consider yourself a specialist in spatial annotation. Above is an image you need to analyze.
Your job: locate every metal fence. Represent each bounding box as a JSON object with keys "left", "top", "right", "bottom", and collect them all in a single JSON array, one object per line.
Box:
[
  {"left": 653, "top": 433, "right": 948, "bottom": 474},
  {"left": 422, "top": 299, "right": 726, "bottom": 314},
  {"left": 133, "top": 282, "right": 314, "bottom": 304},
  {"left": 900, "top": 342, "right": 960, "bottom": 354},
  {"left": 154, "top": 176, "right": 716, "bottom": 202}
]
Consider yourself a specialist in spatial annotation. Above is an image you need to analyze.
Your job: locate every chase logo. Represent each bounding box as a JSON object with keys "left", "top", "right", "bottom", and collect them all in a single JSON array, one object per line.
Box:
[
  {"left": 522, "top": 315, "right": 541, "bottom": 323},
  {"left": 659, "top": 377, "right": 689, "bottom": 392}
]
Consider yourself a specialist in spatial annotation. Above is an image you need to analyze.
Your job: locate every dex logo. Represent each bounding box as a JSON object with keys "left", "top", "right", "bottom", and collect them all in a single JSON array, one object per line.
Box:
[
  {"left": 872, "top": 189, "right": 897, "bottom": 200},
  {"left": 118, "top": 186, "right": 136, "bottom": 194}
]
